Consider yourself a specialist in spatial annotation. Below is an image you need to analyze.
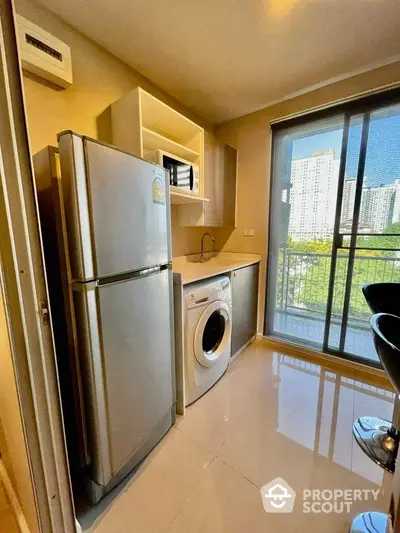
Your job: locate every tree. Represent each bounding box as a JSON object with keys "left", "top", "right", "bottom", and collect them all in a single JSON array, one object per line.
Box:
[
  {"left": 298, "top": 254, "right": 400, "bottom": 320},
  {"left": 357, "top": 222, "right": 400, "bottom": 257},
  {"left": 280, "top": 225, "right": 400, "bottom": 321}
]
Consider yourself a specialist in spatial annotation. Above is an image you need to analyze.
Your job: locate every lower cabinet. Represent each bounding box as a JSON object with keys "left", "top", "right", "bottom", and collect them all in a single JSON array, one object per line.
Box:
[{"left": 231, "top": 263, "right": 259, "bottom": 357}]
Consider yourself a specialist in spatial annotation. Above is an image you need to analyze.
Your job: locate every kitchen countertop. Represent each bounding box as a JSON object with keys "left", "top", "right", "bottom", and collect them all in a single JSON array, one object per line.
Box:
[{"left": 172, "top": 252, "right": 262, "bottom": 285}]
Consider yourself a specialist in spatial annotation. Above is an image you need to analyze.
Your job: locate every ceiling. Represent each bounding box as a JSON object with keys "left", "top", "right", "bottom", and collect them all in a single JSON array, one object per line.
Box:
[{"left": 36, "top": 0, "right": 400, "bottom": 124}]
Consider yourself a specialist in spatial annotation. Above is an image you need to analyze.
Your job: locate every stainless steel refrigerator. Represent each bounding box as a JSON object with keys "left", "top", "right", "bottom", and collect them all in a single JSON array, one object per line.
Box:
[{"left": 55, "top": 131, "right": 175, "bottom": 502}]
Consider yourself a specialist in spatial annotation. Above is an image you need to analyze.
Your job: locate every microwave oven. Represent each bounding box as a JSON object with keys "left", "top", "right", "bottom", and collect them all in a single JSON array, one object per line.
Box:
[{"left": 145, "top": 150, "right": 199, "bottom": 194}]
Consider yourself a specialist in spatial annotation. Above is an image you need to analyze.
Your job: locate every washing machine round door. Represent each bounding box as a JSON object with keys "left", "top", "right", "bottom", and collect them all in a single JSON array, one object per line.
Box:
[{"left": 194, "top": 301, "right": 231, "bottom": 367}]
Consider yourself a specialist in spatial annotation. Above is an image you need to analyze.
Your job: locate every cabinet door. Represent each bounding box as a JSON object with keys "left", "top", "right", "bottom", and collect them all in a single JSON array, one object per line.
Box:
[
  {"left": 231, "top": 263, "right": 259, "bottom": 356},
  {"left": 203, "top": 142, "right": 237, "bottom": 227}
]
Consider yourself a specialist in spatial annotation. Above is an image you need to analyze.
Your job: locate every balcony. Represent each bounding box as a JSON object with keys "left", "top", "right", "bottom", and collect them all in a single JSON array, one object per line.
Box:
[{"left": 272, "top": 250, "right": 400, "bottom": 363}]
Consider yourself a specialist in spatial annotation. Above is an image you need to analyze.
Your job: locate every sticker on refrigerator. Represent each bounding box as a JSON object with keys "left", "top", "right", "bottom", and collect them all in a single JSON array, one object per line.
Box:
[{"left": 152, "top": 177, "right": 165, "bottom": 205}]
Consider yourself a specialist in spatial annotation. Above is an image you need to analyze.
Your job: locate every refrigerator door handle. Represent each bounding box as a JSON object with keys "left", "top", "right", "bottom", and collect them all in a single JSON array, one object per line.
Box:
[
  {"left": 138, "top": 265, "right": 161, "bottom": 277},
  {"left": 97, "top": 265, "right": 170, "bottom": 287},
  {"left": 72, "top": 265, "right": 171, "bottom": 293}
]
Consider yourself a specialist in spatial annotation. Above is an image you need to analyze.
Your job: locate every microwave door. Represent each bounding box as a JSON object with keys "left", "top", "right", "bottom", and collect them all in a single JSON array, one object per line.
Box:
[
  {"left": 176, "top": 165, "right": 191, "bottom": 188},
  {"left": 189, "top": 166, "right": 194, "bottom": 191},
  {"left": 162, "top": 154, "right": 191, "bottom": 190},
  {"left": 167, "top": 169, "right": 173, "bottom": 187},
  {"left": 172, "top": 165, "right": 178, "bottom": 187},
  {"left": 165, "top": 162, "right": 177, "bottom": 187}
]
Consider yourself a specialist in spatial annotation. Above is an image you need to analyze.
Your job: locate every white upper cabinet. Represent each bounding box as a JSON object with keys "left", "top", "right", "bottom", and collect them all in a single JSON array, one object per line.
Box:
[
  {"left": 111, "top": 87, "right": 237, "bottom": 226},
  {"left": 111, "top": 87, "right": 207, "bottom": 205}
]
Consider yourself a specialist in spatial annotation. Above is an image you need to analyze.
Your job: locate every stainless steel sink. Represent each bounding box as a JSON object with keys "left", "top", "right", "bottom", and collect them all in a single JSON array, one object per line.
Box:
[{"left": 185, "top": 254, "right": 240, "bottom": 266}]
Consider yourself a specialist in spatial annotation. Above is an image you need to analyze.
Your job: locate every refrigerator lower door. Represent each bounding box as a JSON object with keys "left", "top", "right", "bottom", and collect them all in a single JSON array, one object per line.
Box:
[{"left": 74, "top": 267, "right": 175, "bottom": 494}]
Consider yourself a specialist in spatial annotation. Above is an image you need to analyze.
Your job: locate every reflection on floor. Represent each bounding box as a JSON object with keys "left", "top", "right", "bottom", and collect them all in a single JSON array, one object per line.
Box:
[
  {"left": 275, "top": 311, "right": 379, "bottom": 363},
  {"left": 90, "top": 342, "right": 393, "bottom": 533},
  {"left": 0, "top": 479, "right": 19, "bottom": 533}
]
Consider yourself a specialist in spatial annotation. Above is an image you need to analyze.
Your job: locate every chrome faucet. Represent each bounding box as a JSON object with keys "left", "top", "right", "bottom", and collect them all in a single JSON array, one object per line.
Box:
[{"left": 200, "top": 232, "right": 215, "bottom": 263}]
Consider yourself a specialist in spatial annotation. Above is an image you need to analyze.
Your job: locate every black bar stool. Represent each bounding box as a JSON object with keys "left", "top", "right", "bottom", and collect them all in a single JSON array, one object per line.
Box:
[
  {"left": 352, "top": 283, "right": 400, "bottom": 473},
  {"left": 350, "top": 312, "right": 400, "bottom": 533},
  {"left": 363, "top": 283, "right": 400, "bottom": 317},
  {"left": 371, "top": 314, "right": 400, "bottom": 392}
]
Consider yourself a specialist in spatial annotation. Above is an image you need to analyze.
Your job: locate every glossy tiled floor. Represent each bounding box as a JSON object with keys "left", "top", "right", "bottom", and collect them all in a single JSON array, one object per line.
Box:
[{"left": 91, "top": 342, "right": 394, "bottom": 533}]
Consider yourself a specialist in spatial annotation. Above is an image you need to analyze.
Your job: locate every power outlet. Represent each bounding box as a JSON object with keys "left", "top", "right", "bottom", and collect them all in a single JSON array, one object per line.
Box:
[{"left": 243, "top": 228, "right": 255, "bottom": 237}]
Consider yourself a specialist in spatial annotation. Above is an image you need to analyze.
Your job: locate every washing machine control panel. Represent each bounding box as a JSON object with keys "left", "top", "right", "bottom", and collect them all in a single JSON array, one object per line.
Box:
[
  {"left": 186, "top": 287, "right": 212, "bottom": 309},
  {"left": 185, "top": 277, "right": 231, "bottom": 310}
]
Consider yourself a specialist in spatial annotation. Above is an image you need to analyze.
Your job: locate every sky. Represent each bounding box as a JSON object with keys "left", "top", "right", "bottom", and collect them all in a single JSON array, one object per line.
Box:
[{"left": 291, "top": 113, "right": 400, "bottom": 187}]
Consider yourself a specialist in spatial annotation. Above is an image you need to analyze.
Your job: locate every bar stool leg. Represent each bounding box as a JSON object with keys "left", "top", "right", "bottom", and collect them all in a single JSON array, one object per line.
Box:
[
  {"left": 349, "top": 395, "right": 398, "bottom": 532},
  {"left": 392, "top": 394, "right": 400, "bottom": 434},
  {"left": 353, "top": 395, "right": 400, "bottom": 474}
]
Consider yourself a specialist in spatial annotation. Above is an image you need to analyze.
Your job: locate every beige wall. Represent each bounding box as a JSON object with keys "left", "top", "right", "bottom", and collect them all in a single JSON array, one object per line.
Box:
[
  {"left": 17, "top": 0, "right": 400, "bottom": 322},
  {"left": 171, "top": 207, "right": 210, "bottom": 256},
  {"left": 0, "top": 288, "right": 38, "bottom": 533},
  {"left": 17, "top": 0, "right": 219, "bottom": 257},
  {"left": 215, "top": 63, "right": 400, "bottom": 331}
]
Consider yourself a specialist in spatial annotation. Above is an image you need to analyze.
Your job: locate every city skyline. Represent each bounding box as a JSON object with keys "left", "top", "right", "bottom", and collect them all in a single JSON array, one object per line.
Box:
[
  {"left": 287, "top": 150, "right": 400, "bottom": 241},
  {"left": 291, "top": 112, "right": 400, "bottom": 188},
  {"left": 341, "top": 177, "right": 400, "bottom": 233}
]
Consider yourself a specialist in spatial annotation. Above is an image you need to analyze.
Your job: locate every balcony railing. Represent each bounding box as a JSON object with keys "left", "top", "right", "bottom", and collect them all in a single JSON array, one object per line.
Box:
[{"left": 277, "top": 250, "right": 400, "bottom": 327}]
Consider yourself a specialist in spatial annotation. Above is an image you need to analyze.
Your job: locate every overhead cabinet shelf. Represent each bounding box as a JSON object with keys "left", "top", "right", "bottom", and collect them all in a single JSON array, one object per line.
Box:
[
  {"left": 170, "top": 188, "right": 209, "bottom": 205},
  {"left": 140, "top": 90, "right": 203, "bottom": 145},
  {"left": 142, "top": 127, "right": 200, "bottom": 163},
  {"left": 111, "top": 88, "right": 237, "bottom": 228},
  {"left": 111, "top": 87, "right": 207, "bottom": 212}
]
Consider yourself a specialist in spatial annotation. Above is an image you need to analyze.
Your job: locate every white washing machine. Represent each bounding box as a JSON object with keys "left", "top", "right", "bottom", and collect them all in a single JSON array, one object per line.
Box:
[{"left": 183, "top": 275, "right": 232, "bottom": 406}]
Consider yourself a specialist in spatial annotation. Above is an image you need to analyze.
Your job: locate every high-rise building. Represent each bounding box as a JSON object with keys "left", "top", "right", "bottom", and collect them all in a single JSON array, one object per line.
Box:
[
  {"left": 288, "top": 149, "right": 400, "bottom": 241},
  {"left": 391, "top": 178, "right": 400, "bottom": 225},
  {"left": 340, "top": 178, "right": 375, "bottom": 233},
  {"left": 288, "top": 150, "right": 339, "bottom": 241},
  {"left": 340, "top": 178, "right": 356, "bottom": 229},
  {"left": 342, "top": 177, "right": 400, "bottom": 234},
  {"left": 360, "top": 183, "right": 395, "bottom": 233}
]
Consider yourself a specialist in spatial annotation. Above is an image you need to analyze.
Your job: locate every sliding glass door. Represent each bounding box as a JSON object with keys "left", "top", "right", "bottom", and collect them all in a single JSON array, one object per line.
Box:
[
  {"left": 266, "top": 96, "right": 400, "bottom": 366},
  {"left": 267, "top": 114, "right": 346, "bottom": 351},
  {"left": 325, "top": 105, "right": 400, "bottom": 363}
]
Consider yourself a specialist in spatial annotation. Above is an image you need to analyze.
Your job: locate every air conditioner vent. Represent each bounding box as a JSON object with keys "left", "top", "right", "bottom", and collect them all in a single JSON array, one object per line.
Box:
[
  {"left": 16, "top": 15, "right": 72, "bottom": 89},
  {"left": 25, "top": 33, "right": 63, "bottom": 62}
]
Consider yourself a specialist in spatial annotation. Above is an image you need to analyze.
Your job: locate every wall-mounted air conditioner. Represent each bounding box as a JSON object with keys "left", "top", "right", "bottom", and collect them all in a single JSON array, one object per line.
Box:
[{"left": 16, "top": 15, "right": 73, "bottom": 89}]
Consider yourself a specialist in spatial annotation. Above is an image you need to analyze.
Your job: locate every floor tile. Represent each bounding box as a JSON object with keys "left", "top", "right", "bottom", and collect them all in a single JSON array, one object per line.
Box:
[
  {"left": 167, "top": 458, "right": 293, "bottom": 533},
  {"left": 175, "top": 370, "right": 259, "bottom": 455},
  {"left": 217, "top": 393, "right": 321, "bottom": 492},
  {"left": 93, "top": 428, "right": 213, "bottom": 533},
  {"left": 225, "top": 342, "right": 279, "bottom": 392},
  {"left": 92, "top": 342, "right": 393, "bottom": 533}
]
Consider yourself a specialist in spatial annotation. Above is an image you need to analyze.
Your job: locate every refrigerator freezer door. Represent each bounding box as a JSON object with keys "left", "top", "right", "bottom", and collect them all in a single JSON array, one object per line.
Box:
[
  {"left": 75, "top": 268, "right": 175, "bottom": 484},
  {"left": 58, "top": 132, "right": 171, "bottom": 281},
  {"left": 58, "top": 132, "right": 95, "bottom": 281},
  {"left": 33, "top": 146, "right": 90, "bottom": 468}
]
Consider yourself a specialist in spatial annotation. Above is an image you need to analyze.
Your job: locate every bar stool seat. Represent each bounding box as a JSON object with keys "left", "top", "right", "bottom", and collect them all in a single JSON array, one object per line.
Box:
[
  {"left": 352, "top": 283, "right": 400, "bottom": 474},
  {"left": 350, "top": 313, "right": 400, "bottom": 533},
  {"left": 350, "top": 512, "right": 391, "bottom": 533}
]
